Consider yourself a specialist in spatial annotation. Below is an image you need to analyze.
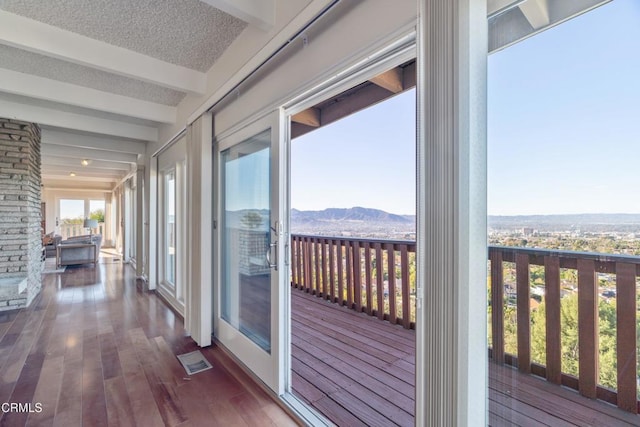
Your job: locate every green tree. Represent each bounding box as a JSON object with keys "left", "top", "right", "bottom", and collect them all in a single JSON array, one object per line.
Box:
[
  {"left": 89, "top": 209, "right": 105, "bottom": 223},
  {"left": 529, "top": 293, "right": 619, "bottom": 390}
]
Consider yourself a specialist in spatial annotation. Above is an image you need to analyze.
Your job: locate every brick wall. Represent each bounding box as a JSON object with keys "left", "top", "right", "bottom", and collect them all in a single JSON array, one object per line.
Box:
[{"left": 0, "top": 118, "right": 42, "bottom": 310}]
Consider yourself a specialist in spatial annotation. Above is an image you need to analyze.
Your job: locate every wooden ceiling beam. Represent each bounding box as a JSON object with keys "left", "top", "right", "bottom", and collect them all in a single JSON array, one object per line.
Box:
[
  {"left": 369, "top": 67, "right": 404, "bottom": 94},
  {"left": 292, "top": 107, "right": 321, "bottom": 127}
]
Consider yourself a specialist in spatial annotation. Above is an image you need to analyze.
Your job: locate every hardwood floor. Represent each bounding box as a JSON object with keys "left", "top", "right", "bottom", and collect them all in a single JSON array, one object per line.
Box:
[
  {"left": 291, "top": 289, "right": 640, "bottom": 427},
  {"left": 0, "top": 260, "right": 298, "bottom": 427}
]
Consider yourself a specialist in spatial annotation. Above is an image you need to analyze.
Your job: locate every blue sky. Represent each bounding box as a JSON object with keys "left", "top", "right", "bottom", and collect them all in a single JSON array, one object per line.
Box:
[
  {"left": 291, "top": 0, "right": 640, "bottom": 216},
  {"left": 488, "top": 0, "right": 640, "bottom": 215},
  {"left": 224, "top": 139, "right": 270, "bottom": 212},
  {"left": 59, "top": 199, "right": 105, "bottom": 219},
  {"left": 291, "top": 89, "right": 416, "bottom": 215}
]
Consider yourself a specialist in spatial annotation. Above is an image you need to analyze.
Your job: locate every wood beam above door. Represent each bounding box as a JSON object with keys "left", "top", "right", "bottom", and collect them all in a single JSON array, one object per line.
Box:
[
  {"left": 291, "top": 108, "right": 320, "bottom": 127},
  {"left": 369, "top": 67, "right": 404, "bottom": 94}
]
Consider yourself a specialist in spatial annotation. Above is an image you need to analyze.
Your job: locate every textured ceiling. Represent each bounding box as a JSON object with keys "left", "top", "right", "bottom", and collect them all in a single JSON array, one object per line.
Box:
[
  {"left": 0, "top": 45, "right": 185, "bottom": 106},
  {"left": 0, "top": 0, "right": 248, "bottom": 72}
]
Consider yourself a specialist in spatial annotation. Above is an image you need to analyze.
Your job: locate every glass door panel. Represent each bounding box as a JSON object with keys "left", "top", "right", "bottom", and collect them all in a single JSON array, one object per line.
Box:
[
  {"left": 215, "top": 112, "right": 284, "bottom": 394},
  {"left": 221, "top": 129, "right": 271, "bottom": 352},
  {"left": 59, "top": 199, "right": 84, "bottom": 239},
  {"left": 165, "top": 171, "right": 176, "bottom": 286}
]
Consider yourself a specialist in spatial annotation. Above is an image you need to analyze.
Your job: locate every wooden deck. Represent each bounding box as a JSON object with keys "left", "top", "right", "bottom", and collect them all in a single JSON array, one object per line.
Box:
[
  {"left": 0, "top": 260, "right": 297, "bottom": 427},
  {"left": 291, "top": 289, "right": 640, "bottom": 427}
]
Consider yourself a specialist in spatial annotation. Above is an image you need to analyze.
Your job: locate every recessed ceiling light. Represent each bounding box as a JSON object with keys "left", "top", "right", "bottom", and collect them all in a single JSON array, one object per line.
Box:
[
  {"left": 81, "top": 159, "right": 90, "bottom": 166},
  {"left": 69, "top": 172, "right": 76, "bottom": 177}
]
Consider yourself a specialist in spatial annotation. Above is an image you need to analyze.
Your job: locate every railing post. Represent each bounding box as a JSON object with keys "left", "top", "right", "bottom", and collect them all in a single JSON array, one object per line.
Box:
[
  {"left": 386, "top": 243, "right": 397, "bottom": 325},
  {"left": 544, "top": 255, "right": 562, "bottom": 385},
  {"left": 296, "top": 237, "right": 303, "bottom": 289},
  {"left": 313, "top": 237, "right": 321, "bottom": 295},
  {"left": 615, "top": 262, "right": 638, "bottom": 413},
  {"left": 291, "top": 236, "right": 298, "bottom": 287},
  {"left": 375, "top": 243, "right": 384, "bottom": 321},
  {"left": 577, "top": 258, "right": 598, "bottom": 399},
  {"left": 516, "top": 253, "right": 530, "bottom": 374},
  {"left": 302, "top": 237, "right": 312, "bottom": 292},
  {"left": 329, "top": 239, "right": 336, "bottom": 303},
  {"left": 364, "top": 242, "right": 373, "bottom": 316},
  {"left": 353, "top": 241, "right": 362, "bottom": 312},
  {"left": 489, "top": 249, "right": 504, "bottom": 364},
  {"left": 401, "top": 245, "right": 410, "bottom": 329},
  {"left": 337, "top": 240, "right": 344, "bottom": 305},
  {"left": 345, "top": 240, "right": 354, "bottom": 309},
  {"left": 321, "top": 239, "right": 329, "bottom": 300}
]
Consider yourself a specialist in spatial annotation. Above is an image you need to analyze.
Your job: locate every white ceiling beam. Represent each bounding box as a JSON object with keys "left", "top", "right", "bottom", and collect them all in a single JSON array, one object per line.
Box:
[
  {"left": 41, "top": 156, "right": 132, "bottom": 172},
  {"left": 0, "top": 11, "right": 205, "bottom": 95},
  {"left": 42, "top": 166, "right": 124, "bottom": 179},
  {"left": 519, "top": 0, "right": 550, "bottom": 29},
  {"left": 42, "top": 181, "right": 115, "bottom": 191},
  {"left": 41, "top": 144, "right": 137, "bottom": 164},
  {"left": 42, "top": 174, "right": 119, "bottom": 183},
  {"left": 0, "top": 99, "right": 157, "bottom": 141},
  {"left": 0, "top": 68, "right": 175, "bottom": 124},
  {"left": 200, "top": 0, "right": 274, "bottom": 31},
  {"left": 42, "top": 164, "right": 129, "bottom": 176},
  {"left": 42, "top": 129, "right": 146, "bottom": 155},
  {"left": 488, "top": 0, "right": 525, "bottom": 17}
]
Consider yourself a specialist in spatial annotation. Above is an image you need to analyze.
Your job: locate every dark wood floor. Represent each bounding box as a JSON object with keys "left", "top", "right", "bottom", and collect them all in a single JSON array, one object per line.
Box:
[
  {"left": 0, "top": 259, "right": 297, "bottom": 427},
  {"left": 291, "top": 289, "right": 640, "bottom": 427}
]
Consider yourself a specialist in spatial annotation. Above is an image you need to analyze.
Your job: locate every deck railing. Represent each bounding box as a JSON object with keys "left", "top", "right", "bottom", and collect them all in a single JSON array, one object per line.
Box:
[
  {"left": 291, "top": 234, "right": 639, "bottom": 414},
  {"left": 59, "top": 222, "right": 104, "bottom": 240},
  {"left": 489, "top": 246, "right": 639, "bottom": 414},
  {"left": 290, "top": 234, "right": 416, "bottom": 329}
]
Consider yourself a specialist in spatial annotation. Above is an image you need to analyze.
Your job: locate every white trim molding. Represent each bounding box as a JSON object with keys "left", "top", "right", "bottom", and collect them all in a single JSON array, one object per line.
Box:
[
  {"left": 185, "top": 113, "right": 213, "bottom": 347},
  {"left": 416, "top": 0, "right": 488, "bottom": 425}
]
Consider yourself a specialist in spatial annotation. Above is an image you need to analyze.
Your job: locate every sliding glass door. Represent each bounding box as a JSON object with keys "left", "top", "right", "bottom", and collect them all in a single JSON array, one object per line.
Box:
[
  {"left": 215, "top": 112, "right": 285, "bottom": 393},
  {"left": 163, "top": 170, "right": 176, "bottom": 287},
  {"left": 158, "top": 137, "right": 187, "bottom": 314}
]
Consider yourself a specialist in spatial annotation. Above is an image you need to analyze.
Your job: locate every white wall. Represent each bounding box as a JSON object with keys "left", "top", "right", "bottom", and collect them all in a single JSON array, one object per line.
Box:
[{"left": 214, "top": 1, "right": 416, "bottom": 136}]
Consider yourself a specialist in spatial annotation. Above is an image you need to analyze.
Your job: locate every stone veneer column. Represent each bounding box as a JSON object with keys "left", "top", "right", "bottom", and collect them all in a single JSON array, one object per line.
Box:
[{"left": 0, "top": 118, "right": 42, "bottom": 311}]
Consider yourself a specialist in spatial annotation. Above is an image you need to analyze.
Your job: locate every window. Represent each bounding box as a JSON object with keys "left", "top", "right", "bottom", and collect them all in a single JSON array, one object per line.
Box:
[
  {"left": 487, "top": 0, "right": 640, "bottom": 421},
  {"left": 58, "top": 198, "right": 106, "bottom": 239},
  {"left": 164, "top": 170, "right": 176, "bottom": 286}
]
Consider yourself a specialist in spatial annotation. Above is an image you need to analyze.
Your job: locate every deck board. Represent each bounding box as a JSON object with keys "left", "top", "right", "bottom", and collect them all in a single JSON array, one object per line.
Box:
[{"left": 291, "top": 288, "right": 640, "bottom": 427}]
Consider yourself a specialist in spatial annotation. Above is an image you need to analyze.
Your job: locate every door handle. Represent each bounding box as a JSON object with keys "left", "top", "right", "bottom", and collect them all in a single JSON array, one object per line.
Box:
[{"left": 265, "top": 240, "right": 278, "bottom": 270}]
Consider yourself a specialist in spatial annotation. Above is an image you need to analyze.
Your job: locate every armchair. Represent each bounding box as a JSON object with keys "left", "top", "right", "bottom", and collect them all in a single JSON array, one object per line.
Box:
[{"left": 56, "top": 235, "right": 103, "bottom": 268}]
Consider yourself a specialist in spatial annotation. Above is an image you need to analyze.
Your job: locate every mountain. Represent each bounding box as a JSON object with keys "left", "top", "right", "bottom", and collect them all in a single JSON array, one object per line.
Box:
[
  {"left": 290, "top": 207, "right": 416, "bottom": 238},
  {"left": 291, "top": 207, "right": 414, "bottom": 224}
]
